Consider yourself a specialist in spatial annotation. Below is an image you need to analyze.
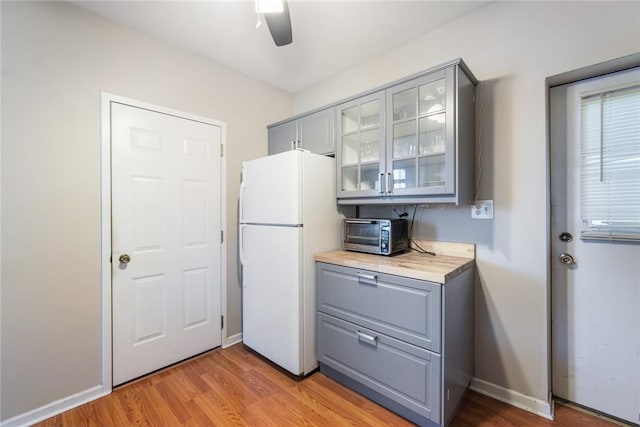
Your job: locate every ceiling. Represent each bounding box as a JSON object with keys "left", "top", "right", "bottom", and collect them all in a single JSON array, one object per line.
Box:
[{"left": 71, "top": 1, "right": 491, "bottom": 93}]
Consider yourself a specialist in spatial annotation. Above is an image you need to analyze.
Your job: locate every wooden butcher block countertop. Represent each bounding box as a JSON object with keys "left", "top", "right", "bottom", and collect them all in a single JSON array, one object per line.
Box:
[{"left": 314, "top": 240, "right": 475, "bottom": 284}]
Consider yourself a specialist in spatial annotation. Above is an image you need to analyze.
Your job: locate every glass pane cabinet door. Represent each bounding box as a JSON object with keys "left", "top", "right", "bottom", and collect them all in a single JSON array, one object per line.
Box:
[
  {"left": 387, "top": 69, "right": 454, "bottom": 196},
  {"left": 337, "top": 91, "right": 385, "bottom": 196}
]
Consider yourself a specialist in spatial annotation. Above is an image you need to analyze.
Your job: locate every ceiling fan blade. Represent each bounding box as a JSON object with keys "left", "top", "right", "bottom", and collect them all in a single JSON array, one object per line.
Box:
[{"left": 264, "top": 0, "right": 292, "bottom": 46}]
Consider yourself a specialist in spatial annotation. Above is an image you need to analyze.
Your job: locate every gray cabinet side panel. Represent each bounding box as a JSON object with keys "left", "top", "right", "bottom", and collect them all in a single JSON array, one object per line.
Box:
[
  {"left": 455, "top": 66, "right": 476, "bottom": 205},
  {"left": 442, "top": 267, "right": 475, "bottom": 425}
]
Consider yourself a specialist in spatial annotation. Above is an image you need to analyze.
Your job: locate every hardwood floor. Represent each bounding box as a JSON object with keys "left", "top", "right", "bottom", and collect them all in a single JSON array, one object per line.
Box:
[{"left": 36, "top": 344, "right": 620, "bottom": 426}]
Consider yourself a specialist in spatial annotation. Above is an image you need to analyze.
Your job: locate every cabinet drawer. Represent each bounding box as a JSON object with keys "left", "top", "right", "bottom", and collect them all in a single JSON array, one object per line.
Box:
[
  {"left": 318, "top": 313, "right": 441, "bottom": 424},
  {"left": 317, "top": 262, "right": 442, "bottom": 352}
]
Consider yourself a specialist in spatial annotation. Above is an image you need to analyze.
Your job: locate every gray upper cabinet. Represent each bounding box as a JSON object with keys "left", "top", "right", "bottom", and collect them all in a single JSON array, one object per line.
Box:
[
  {"left": 336, "top": 90, "right": 386, "bottom": 198},
  {"left": 299, "top": 108, "right": 335, "bottom": 154},
  {"left": 268, "top": 107, "right": 335, "bottom": 156},
  {"left": 337, "top": 60, "right": 476, "bottom": 205},
  {"left": 268, "top": 120, "right": 297, "bottom": 155},
  {"left": 386, "top": 68, "right": 455, "bottom": 198},
  {"left": 268, "top": 59, "right": 476, "bottom": 205}
]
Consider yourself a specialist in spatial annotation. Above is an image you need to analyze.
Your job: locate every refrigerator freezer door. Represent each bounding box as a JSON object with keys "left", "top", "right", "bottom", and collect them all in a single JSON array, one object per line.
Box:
[
  {"left": 240, "top": 150, "right": 302, "bottom": 225},
  {"left": 241, "top": 224, "right": 304, "bottom": 375}
]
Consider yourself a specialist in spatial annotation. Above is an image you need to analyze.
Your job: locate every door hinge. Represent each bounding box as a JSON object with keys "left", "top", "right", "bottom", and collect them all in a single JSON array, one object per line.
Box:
[
  {"left": 221, "top": 315, "right": 224, "bottom": 329},
  {"left": 220, "top": 143, "right": 224, "bottom": 157},
  {"left": 221, "top": 230, "right": 224, "bottom": 243}
]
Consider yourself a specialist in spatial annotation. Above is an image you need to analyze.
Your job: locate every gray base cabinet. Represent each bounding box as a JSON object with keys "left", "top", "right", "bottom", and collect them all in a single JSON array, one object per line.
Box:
[
  {"left": 316, "top": 262, "right": 474, "bottom": 427},
  {"left": 318, "top": 313, "right": 442, "bottom": 423}
]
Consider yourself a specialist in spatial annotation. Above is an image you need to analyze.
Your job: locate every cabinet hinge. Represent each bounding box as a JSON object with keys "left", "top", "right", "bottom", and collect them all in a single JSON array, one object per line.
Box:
[
  {"left": 221, "top": 230, "right": 224, "bottom": 243},
  {"left": 220, "top": 143, "right": 224, "bottom": 157},
  {"left": 221, "top": 315, "right": 224, "bottom": 329}
]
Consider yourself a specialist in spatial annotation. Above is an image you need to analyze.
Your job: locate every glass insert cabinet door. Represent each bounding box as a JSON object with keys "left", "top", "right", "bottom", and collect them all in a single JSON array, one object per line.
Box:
[
  {"left": 336, "top": 90, "right": 386, "bottom": 197},
  {"left": 386, "top": 68, "right": 455, "bottom": 196}
]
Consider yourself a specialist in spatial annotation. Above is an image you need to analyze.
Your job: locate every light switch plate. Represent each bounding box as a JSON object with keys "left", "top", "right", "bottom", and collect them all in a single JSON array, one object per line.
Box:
[{"left": 471, "top": 200, "right": 494, "bottom": 220}]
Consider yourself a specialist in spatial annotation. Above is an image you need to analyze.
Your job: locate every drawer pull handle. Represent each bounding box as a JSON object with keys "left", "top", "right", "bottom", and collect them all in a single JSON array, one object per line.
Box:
[
  {"left": 356, "top": 272, "right": 377, "bottom": 285},
  {"left": 356, "top": 331, "right": 378, "bottom": 346}
]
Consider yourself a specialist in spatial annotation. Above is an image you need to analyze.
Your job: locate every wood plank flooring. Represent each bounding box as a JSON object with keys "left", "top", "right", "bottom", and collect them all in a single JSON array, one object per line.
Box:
[{"left": 36, "top": 344, "right": 621, "bottom": 426}]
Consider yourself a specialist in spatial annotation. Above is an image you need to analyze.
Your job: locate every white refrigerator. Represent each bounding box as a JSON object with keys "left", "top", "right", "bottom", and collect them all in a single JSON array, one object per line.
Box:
[{"left": 239, "top": 149, "right": 342, "bottom": 376}]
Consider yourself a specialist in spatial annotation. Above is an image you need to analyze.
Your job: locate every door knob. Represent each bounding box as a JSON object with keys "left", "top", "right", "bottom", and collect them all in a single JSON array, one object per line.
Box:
[
  {"left": 118, "top": 254, "right": 131, "bottom": 264},
  {"left": 559, "top": 253, "right": 574, "bottom": 265}
]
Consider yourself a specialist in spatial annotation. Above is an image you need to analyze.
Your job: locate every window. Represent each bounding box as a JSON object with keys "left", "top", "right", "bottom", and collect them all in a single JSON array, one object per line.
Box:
[{"left": 580, "top": 84, "right": 640, "bottom": 241}]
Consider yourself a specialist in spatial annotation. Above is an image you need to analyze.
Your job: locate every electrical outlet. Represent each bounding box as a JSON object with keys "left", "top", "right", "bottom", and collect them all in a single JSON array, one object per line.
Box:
[{"left": 471, "top": 200, "right": 494, "bottom": 219}]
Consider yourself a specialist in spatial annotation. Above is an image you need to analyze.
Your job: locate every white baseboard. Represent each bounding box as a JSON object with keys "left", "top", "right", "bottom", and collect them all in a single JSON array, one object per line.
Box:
[
  {"left": 1, "top": 385, "right": 108, "bottom": 427},
  {"left": 223, "top": 332, "right": 243, "bottom": 348},
  {"left": 470, "top": 377, "right": 554, "bottom": 420}
]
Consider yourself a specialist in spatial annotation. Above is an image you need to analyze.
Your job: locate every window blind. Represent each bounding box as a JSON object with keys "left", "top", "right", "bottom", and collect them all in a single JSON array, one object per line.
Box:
[{"left": 580, "top": 85, "right": 640, "bottom": 241}]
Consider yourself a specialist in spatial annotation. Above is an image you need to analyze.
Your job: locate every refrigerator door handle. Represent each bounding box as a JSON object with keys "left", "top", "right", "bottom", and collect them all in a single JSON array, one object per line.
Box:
[
  {"left": 239, "top": 181, "right": 246, "bottom": 224},
  {"left": 238, "top": 224, "right": 247, "bottom": 269}
]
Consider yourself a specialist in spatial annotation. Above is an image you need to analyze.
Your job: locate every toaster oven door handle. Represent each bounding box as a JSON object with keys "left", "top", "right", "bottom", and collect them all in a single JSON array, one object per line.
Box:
[
  {"left": 356, "top": 272, "right": 378, "bottom": 285},
  {"left": 346, "top": 219, "right": 377, "bottom": 224}
]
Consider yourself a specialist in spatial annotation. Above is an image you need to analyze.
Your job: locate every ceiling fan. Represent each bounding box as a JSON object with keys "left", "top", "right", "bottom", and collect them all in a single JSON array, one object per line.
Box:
[{"left": 256, "top": 0, "right": 292, "bottom": 46}]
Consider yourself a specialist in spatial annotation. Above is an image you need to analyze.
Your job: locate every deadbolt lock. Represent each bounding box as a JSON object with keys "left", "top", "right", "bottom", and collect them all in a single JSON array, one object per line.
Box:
[{"left": 559, "top": 232, "right": 573, "bottom": 242}]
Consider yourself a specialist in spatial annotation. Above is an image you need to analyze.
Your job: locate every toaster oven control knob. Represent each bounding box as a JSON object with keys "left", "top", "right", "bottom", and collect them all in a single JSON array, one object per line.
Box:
[{"left": 381, "top": 243, "right": 388, "bottom": 249}]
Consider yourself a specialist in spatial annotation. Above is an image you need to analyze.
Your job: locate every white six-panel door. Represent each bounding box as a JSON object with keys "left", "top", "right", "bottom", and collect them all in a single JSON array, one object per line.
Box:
[{"left": 111, "top": 102, "right": 222, "bottom": 386}]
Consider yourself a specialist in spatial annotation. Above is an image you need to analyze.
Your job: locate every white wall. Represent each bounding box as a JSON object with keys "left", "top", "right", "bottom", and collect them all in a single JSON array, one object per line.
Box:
[
  {"left": 0, "top": 1, "right": 293, "bottom": 421},
  {"left": 295, "top": 1, "right": 640, "bottom": 405}
]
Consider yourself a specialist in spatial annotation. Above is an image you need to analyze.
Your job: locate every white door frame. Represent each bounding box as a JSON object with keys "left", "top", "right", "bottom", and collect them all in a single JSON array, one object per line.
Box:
[
  {"left": 100, "top": 93, "right": 227, "bottom": 393},
  {"left": 547, "top": 53, "right": 640, "bottom": 406}
]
